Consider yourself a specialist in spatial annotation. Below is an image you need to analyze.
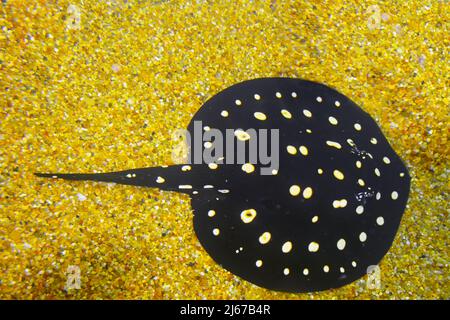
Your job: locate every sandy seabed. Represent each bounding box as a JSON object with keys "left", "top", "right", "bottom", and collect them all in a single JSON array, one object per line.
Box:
[{"left": 0, "top": 0, "right": 448, "bottom": 299}]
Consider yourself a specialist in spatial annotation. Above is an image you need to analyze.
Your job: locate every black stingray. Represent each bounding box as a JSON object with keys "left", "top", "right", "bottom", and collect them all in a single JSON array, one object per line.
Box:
[{"left": 35, "top": 78, "right": 411, "bottom": 292}]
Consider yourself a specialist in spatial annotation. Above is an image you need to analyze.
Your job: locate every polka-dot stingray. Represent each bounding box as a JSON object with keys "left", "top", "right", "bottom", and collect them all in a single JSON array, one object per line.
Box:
[{"left": 35, "top": 78, "right": 411, "bottom": 292}]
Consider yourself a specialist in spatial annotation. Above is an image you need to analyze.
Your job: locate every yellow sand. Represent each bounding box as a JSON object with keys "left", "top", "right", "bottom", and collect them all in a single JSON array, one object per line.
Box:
[{"left": 0, "top": 0, "right": 448, "bottom": 299}]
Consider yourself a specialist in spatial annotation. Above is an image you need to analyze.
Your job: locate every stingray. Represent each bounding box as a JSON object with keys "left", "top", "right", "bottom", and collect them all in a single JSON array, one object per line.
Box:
[{"left": 36, "top": 78, "right": 411, "bottom": 292}]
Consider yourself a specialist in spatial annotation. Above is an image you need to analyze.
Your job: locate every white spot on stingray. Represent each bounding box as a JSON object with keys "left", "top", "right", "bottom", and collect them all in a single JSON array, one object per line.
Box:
[
  {"left": 326, "top": 141, "right": 342, "bottom": 149},
  {"left": 306, "top": 129, "right": 312, "bottom": 133},
  {"left": 335, "top": 101, "right": 341, "bottom": 107},
  {"left": 289, "top": 185, "right": 301, "bottom": 196},
  {"left": 234, "top": 129, "right": 251, "bottom": 141},
  {"left": 235, "top": 99, "right": 242, "bottom": 106},
  {"left": 308, "top": 242, "right": 319, "bottom": 252},
  {"left": 241, "top": 209, "right": 257, "bottom": 223},
  {"left": 276, "top": 92, "right": 282, "bottom": 98},
  {"left": 354, "top": 123, "right": 362, "bottom": 131},
  {"left": 303, "top": 187, "right": 313, "bottom": 199},
  {"left": 391, "top": 191, "right": 399, "bottom": 200},
  {"left": 328, "top": 116, "right": 338, "bottom": 125},
  {"left": 347, "top": 139, "right": 356, "bottom": 147},
  {"left": 333, "top": 199, "right": 348, "bottom": 208},
  {"left": 311, "top": 216, "right": 319, "bottom": 223},
  {"left": 182, "top": 165, "right": 191, "bottom": 171},
  {"left": 376, "top": 216, "right": 385, "bottom": 226},
  {"left": 204, "top": 141, "right": 213, "bottom": 149},
  {"left": 156, "top": 176, "right": 165, "bottom": 184},
  {"left": 317, "top": 168, "right": 323, "bottom": 175},
  {"left": 323, "top": 265, "right": 330, "bottom": 272},
  {"left": 374, "top": 168, "right": 381, "bottom": 176},
  {"left": 291, "top": 92, "right": 297, "bottom": 98},
  {"left": 256, "top": 260, "right": 263, "bottom": 267},
  {"left": 400, "top": 172, "right": 405, "bottom": 177},
  {"left": 220, "top": 110, "right": 229, "bottom": 117},
  {"left": 358, "top": 179, "right": 365, "bottom": 186},
  {"left": 359, "top": 232, "right": 367, "bottom": 242},
  {"left": 299, "top": 146, "right": 308, "bottom": 156},
  {"left": 316, "top": 96, "right": 322, "bottom": 102},
  {"left": 254, "top": 94, "right": 261, "bottom": 100},
  {"left": 283, "top": 268, "right": 290, "bottom": 275},
  {"left": 340, "top": 267, "right": 345, "bottom": 273},
  {"left": 203, "top": 185, "right": 214, "bottom": 189},
  {"left": 287, "top": 145, "right": 297, "bottom": 155},
  {"left": 212, "top": 228, "right": 220, "bottom": 236},
  {"left": 281, "top": 109, "right": 292, "bottom": 119},
  {"left": 271, "top": 169, "right": 278, "bottom": 175},
  {"left": 259, "top": 232, "right": 271, "bottom": 244},
  {"left": 208, "top": 163, "right": 218, "bottom": 170},
  {"left": 356, "top": 161, "right": 362, "bottom": 169},
  {"left": 333, "top": 169, "right": 345, "bottom": 180},
  {"left": 179, "top": 185, "right": 193, "bottom": 189},
  {"left": 303, "top": 109, "right": 312, "bottom": 118},
  {"left": 282, "top": 241, "right": 293, "bottom": 253},
  {"left": 383, "top": 156, "right": 391, "bottom": 164},
  {"left": 242, "top": 163, "right": 255, "bottom": 173},
  {"left": 208, "top": 210, "right": 216, "bottom": 217},
  {"left": 218, "top": 189, "right": 229, "bottom": 194},
  {"left": 356, "top": 205, "right": 364, "bottom": 214},
  {"left": 370, "top": 137, "right": 378, "bottom": 144},
  {"left": 303, "top": 268, "right": 309, "bottom": 276},
  {"left": 352, "top": 261, "right": 357, "bottom": 267},
  {"left": 376, "top": 192, "right": 381, "bottom": 200},
  {"left": 203, "top": 126, "right": 211, "bottom": 131},
  {"left": 337, "top": 239, "right": 346, "bottom": 250},
  {"left": 254, "top": 112, "right": 267, "bottom": 121}
]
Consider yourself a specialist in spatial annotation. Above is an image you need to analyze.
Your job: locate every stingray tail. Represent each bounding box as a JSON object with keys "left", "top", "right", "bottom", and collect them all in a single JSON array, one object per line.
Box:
[{"left": 35, "top": 165, "right": 202, "bottom": 194}]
